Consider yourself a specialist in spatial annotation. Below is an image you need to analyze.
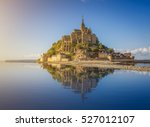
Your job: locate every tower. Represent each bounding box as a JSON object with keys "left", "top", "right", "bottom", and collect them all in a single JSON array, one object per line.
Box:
[{"left": 80, "top": 16, "right": 85, "bottom": 32}]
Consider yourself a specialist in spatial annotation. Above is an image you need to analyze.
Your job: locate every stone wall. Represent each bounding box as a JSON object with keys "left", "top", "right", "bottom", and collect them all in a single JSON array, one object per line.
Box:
[{"left": 48, "top": 54, "right": 70, "bottom": 62}]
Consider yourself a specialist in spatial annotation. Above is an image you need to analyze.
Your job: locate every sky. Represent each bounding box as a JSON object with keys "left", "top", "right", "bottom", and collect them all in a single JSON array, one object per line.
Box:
[{"left": 0, "top": 0, "right": 150, "bottom": 60}]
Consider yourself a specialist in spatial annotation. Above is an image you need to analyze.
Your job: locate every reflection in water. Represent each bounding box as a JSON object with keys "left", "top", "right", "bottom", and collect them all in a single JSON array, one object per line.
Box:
[
  {"left": 0, "top": 63, "right": 150, "bottom": 109},
  {"left": 42, "top": 64, "right": 114, "bottom": 100}
]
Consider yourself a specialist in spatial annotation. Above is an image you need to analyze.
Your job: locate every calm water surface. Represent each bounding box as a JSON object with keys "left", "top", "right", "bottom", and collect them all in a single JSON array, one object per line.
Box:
[
  {"left": 0, "top": 63, "right": 150, "bottom": 110},
  {"left": 136, "top": 63, "right": 150, "bottom": 67}
]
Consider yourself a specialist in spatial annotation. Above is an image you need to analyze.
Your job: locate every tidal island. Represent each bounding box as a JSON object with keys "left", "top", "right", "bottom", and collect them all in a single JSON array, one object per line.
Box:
[{"left": 38, "top": 17, "right": 150, "bottom": 72}]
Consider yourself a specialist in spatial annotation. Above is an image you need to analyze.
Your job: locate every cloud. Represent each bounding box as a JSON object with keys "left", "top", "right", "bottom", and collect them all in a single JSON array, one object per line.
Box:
[
  {"left": 115, "top": 47, "right": 150, "bottom": 59},
  {"left": 130, "top": 47, "right": 150, "bottom": 54},
  {"left": 115, "top": 47, "right": 150, "bottom": 54}
]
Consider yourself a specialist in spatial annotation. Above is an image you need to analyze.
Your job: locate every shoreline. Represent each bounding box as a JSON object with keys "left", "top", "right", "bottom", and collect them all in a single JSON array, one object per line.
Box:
[
  {"left": 134, "top": 60, "right": 150, "bottom": 63},
  {"left": 2, "top": 60, "right": 150, "bottom": 72},
  {"left": 43, "top": 60, "right": 150, "bottom": 72},
  {"left": 4, "top": 60, "right": 36, "bottom": 63}
]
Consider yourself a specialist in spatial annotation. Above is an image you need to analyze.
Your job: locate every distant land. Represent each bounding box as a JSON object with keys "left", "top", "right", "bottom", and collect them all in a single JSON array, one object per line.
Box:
[
  {"left": 135, "top": 60, "right": 150, "bottom": 63},
  {"left": 5, "top": 59, "right": 36, "bottom": 63}
]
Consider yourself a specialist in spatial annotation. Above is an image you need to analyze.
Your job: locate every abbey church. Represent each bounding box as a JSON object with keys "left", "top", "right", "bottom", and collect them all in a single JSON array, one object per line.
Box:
[
  {"left": 39, "top": 17, "right": 134, "bottom": 63},
  {"left": 62, "top": 17, "right": 98, "bottom": 52}
]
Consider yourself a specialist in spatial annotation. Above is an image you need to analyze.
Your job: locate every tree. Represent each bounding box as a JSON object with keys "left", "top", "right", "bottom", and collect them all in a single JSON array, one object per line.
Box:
[
  {"left": 47, "top": 47, "right": 56, "bottom": 56},
  {"left": 107, "top": 48, "right": 114, "bottom": 53},
  {"left": 76, "top": 43, "right": 83, "bottom": 49}
]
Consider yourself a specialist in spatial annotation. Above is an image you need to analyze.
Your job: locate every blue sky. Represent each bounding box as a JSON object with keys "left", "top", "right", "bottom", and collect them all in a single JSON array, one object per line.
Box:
[{"left": 0, "top": 0, "right": 150, "bottom": 60}]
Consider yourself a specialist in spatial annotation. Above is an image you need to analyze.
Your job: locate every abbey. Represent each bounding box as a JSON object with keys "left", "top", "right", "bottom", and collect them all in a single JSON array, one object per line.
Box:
[
  {"left": 62, "top": 17, "right": 98, "bottom": 52},
  {"left": 39, "top": 17, "right": 134, "bottom": 63}
]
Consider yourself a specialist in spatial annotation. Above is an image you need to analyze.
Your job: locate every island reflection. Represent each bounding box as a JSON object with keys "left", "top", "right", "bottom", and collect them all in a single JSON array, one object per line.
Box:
[{"left": 42, "top": 64, "right": 114, "bottom": 100}]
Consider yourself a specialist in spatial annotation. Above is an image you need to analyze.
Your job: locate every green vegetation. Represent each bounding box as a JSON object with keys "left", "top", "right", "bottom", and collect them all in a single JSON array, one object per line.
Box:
[
  {"left": 47, "top": 40, "right": 62, "bottom": 56},
  {"left": 44, "top": 39, "right": 114, "bottom": 60}
]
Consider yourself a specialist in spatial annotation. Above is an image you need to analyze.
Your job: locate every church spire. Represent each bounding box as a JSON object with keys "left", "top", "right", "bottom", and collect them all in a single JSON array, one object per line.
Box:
[
  {"left": 81, "top": 16, "right": 85, "bottom": 31},
  {"left": 82, "top": 16, "right": 84, "bottom": 25}
]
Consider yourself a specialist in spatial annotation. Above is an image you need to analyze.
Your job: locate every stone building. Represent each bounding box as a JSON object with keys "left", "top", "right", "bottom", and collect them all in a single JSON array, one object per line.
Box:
[
  {"left": 47, "top": 53, "right": 70, "bottom": 62},
  {"left": 61, "top": 17, "right": 98, "bottom": 52}
]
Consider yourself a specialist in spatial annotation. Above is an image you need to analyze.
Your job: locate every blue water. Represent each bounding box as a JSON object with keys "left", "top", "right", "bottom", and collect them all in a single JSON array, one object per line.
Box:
[
  {"left": 136, "top": 63, "right": 150, "bottom": 67},
  {"left": 0, "top": 63, "right": 150, "bottom": 110}
]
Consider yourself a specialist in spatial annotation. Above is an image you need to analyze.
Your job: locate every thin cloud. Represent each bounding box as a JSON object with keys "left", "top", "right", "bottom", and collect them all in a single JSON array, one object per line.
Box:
[
  {"left": 115, "top": 47, "right": 150, "bottom": 59},
  {"left": 129, "top": 47, "right": 150, "bottom": 54},
  {"left": 116, "top": 47, "right": 150, "bottom": 55}
]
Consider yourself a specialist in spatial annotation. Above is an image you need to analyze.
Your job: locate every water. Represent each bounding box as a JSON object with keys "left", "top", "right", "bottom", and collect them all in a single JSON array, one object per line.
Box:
[
  {"left": 136, "top": 63, "right": 150, "bottom": 67},
  {"left": 0, "top": 63, "right": 150, "bottom": 110}
]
